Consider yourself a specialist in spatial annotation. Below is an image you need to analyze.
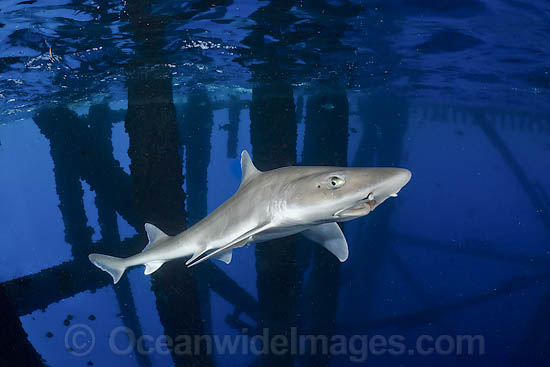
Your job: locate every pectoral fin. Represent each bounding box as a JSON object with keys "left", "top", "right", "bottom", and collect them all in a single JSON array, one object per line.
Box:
[{"left": 301, "top": 223, "right": 349, "bottom": 262}]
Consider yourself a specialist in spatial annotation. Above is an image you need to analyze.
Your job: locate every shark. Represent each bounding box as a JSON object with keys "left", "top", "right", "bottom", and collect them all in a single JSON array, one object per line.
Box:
[{"left": 89, "top": 150, "right": 411, "bottom": 284}]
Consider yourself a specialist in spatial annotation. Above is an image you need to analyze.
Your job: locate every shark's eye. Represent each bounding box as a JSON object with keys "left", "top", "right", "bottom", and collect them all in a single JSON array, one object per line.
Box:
[{"left": 328, "top": 176, "right": 345, "bottom": 189}]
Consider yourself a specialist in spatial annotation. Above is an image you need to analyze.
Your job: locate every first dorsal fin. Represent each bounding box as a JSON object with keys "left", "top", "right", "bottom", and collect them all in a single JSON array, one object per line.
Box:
[
  {"left": 143, "top": 223, "right": 169, "bottom": 252},
  {"left": 240, "top": 150, "right": 261, "bottom": 188}
]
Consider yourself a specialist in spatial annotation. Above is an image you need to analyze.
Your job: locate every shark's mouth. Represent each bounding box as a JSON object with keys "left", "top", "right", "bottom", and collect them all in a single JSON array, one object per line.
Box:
[
  {"left": 333, "top": 195, "right": 377, "bottom": 218},
  {"left": 333, "top": 190, "right": 400, "bottom": 219}
]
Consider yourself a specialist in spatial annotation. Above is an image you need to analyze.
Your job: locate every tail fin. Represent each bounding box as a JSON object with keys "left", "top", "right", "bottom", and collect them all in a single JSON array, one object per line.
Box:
[{"left": 88, "top": 254, "right": 127, "bottom": 284}]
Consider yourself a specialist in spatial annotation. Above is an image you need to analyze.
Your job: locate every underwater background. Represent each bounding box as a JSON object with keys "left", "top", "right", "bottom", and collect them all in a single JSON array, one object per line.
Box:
[{"left": 0, "top": 0, "right": 549, "bottom": 366}]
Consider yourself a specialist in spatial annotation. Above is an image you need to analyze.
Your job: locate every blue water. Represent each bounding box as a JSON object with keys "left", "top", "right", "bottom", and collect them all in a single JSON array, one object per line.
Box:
[{"left": 0, "top": 0, "right": 549, "bottom": 366}]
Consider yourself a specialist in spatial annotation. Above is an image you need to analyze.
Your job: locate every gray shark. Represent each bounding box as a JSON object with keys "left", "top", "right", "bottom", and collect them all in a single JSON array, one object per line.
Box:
[{"left": 89, "top": 150, "right": 411, "bottom": 284}]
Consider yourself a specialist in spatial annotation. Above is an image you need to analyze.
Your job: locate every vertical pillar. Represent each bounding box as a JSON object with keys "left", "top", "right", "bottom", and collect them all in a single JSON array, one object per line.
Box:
[
  {"left": 250, "top": 82, "right": 298, "bottom": 367},
  {"left": 301, "top": 82, "right": 349, "bottom": 367},
  {"left": 124, "top": 1, "right": 210, "bottom": 362}
]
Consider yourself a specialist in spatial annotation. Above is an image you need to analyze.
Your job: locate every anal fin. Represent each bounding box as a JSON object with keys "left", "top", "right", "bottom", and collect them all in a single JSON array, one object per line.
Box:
[{"left": 144, "top": 261, "right": 165, "bottom": 275}]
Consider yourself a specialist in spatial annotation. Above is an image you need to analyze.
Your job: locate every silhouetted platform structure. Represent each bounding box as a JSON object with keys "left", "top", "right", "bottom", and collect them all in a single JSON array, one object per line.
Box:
[
  {"left": 411, "top": 102, "right": 550, "bottom": 134},
  {"left": 2, "top": 95, "right": 549, "bottom": 365}
]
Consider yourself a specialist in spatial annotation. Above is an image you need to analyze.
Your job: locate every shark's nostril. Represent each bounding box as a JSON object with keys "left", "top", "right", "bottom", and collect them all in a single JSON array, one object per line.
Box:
[{"left": 362, "top": 193, "right": 374, "bottom": 201}]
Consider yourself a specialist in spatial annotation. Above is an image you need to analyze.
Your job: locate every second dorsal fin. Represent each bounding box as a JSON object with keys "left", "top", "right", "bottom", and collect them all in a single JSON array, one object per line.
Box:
[
  {"left": 142, "top": 223, "right": 169, "bottom": 252},
  {"left": 239, "top": 150, "right": 261, "bottom": 188}
]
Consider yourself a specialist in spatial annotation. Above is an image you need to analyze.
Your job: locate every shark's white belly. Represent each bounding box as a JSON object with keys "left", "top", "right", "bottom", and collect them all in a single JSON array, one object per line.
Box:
[{"left": 251, "top": 224, "right": 312, "bottom": 243}]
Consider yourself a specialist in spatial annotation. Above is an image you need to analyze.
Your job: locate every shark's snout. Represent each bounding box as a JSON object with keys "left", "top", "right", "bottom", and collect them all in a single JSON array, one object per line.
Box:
[
  {"left": 369, "top": 168, "right": 411, "bottom": 208},
  {"left": 335, "top": 167, "right": 411, "bottom": 220},
  {"left": 392, "top": 168, "right": 412, "bottom": 191}
]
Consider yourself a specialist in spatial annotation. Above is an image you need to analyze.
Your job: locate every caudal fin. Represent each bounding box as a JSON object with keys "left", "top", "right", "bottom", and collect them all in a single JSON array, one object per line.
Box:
[{"left": 88, "top": 254, "right": 127, "bottom": 284}]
